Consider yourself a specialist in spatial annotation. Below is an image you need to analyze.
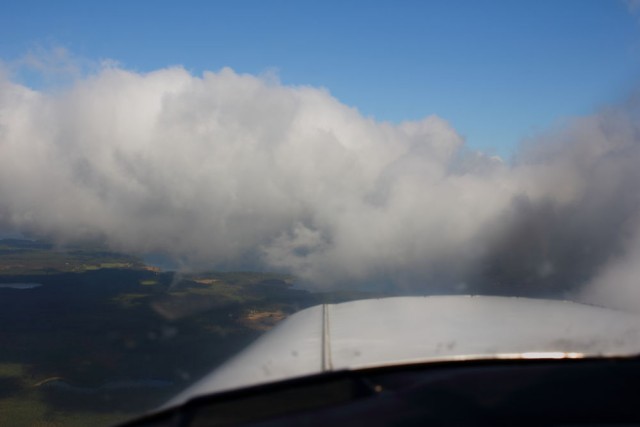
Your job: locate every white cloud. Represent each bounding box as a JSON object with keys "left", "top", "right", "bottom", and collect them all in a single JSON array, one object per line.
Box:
[
  {"left": 626, "top": 0, "right": 640, "bottom": 13},
  {"left": 1, "top": 61, "right": 640, "bottom": 304}
]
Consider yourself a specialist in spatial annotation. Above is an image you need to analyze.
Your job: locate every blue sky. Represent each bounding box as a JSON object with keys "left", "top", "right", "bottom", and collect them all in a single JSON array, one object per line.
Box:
[{"left": 1, "top": 0, "right": 639, "bottom": 157}]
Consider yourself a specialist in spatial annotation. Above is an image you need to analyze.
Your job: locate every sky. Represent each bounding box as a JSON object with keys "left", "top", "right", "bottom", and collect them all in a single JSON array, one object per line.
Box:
[{"left": 1, "top": 0, "right": 639, "bottom": 157}]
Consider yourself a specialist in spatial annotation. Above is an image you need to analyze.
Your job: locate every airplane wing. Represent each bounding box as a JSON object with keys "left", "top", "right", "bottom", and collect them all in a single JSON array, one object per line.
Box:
[{"left": 121, "top": 296, "right": 640, "bottom": 426}]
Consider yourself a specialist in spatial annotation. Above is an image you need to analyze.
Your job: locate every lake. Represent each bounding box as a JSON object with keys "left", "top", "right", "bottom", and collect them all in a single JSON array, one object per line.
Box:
[{"left": 0, "top": 283, "right": 43, "bottom": 289}]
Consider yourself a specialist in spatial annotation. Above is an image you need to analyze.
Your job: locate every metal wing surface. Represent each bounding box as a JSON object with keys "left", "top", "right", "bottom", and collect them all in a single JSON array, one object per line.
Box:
[{"left": 169, "top": 295, "right": 640, "bottom": 406}]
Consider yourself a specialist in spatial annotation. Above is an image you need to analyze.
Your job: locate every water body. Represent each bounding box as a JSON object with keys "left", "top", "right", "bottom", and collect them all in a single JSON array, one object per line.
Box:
[
  {"left": 40, "top": 379, "right": 174, "bottom": 394},
  {"left": 0, "top": 232, "right": 29, "bottom": 239},
  {"left": 0, "top": 283, "right": 43, "bottom": 290}
]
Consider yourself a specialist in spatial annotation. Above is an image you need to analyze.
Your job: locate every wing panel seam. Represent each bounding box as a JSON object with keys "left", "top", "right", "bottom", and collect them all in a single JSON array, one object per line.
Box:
[{"left": 322, "top": 304, "right": 333, "bottom": 371}]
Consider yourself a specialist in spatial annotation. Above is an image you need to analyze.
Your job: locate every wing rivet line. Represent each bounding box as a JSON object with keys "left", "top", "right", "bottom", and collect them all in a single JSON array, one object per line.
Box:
[{"left": 322, "top": 304, "right": 333, "bottom": 372}]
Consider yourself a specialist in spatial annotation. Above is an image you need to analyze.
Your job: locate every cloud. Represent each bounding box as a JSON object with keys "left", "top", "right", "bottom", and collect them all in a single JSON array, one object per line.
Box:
[
  {"left": 1, "top": 60, "right": 640, "bottom": 308},
  {"left": 2, "top": 44, "right": 104, "bottom": 89},
  {"left": 626, "top": 0, "right": 640, "bottom": 13}
]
